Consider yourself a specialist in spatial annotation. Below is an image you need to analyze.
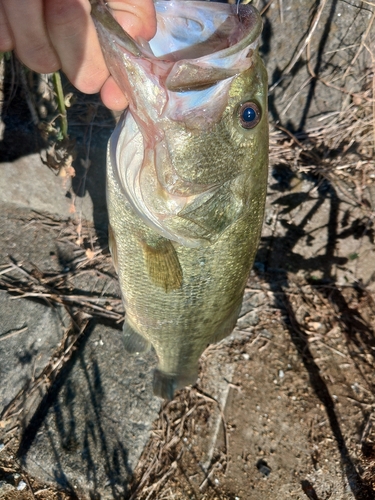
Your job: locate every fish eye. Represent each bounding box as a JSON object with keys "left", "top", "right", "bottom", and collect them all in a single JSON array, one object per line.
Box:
[{"left": 238, "top": 101, "right": 261, "bottom": 129}]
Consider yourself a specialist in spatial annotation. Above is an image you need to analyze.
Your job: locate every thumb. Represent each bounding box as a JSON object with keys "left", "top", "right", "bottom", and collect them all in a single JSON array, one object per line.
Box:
[{"left": 107, "top": 0, "right": 156, "bottom": 40}]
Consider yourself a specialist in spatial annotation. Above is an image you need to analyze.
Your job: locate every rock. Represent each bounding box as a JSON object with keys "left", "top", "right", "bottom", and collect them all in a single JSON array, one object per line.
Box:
[
  {"left": 237, "top": 311, "right": 260, "bottom": 329},
  {"left": 0, "top": 206, "right": 161, "bottom": 498},
  {"left": 0, "top": 481, "right": 15, "bottom": 498},
  {"left": 256, "top": 459, "right": 272, "bottom": 478},
  {"left": 0, "top": 153, "right": 96, "bottom": 225},
  {"left": 262, "top": 0, "right": 373, "bottom": 130},
  {"left": 0, "top": 62, "right": 112, "bottom": 231},
  {"left": 259, "top": 329, "right": 273, "bottom": 340},
  {"left": 17, "top": 480, "right": 27, "bottom": 491},
  {"left": 21, "top": 324, "right": 160, "bottom": 500},
  {"left": 0, "top": 179, "right": 237, "bottom": 500},
  {"left": 0, "top": 290, "right": 67, "bottom": 411},
  {"left": 197, "top": 350, "right": 235, "bottom": 470},
  {"left": 239, "top": 291, "right": 266, "bottom": 316}
]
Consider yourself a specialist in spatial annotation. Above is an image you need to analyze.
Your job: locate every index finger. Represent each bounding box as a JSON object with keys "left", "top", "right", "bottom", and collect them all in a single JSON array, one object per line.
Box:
[{"left": 45, "top": 0, "right": 108, "bottom": 94}]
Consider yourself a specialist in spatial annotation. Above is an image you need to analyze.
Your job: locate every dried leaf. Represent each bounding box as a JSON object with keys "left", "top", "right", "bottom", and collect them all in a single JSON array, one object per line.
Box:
[{"left": 85, "top": 248, "right": 95, "bottom": 260}]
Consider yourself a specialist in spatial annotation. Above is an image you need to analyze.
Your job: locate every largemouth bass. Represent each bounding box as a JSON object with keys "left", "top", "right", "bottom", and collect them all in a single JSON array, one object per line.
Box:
[{"left": 91, "top": 0, "right": 268, "bottom": 400}]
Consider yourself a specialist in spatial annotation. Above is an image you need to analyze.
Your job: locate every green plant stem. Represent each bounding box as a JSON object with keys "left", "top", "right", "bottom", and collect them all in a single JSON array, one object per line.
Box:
[{"left": 52, "top": 71, "right": 68, "bottom": 139}]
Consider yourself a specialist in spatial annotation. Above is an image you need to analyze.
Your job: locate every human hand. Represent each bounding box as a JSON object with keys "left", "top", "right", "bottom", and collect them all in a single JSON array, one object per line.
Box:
[{"left": 0, "top": 0, "right": 156, "bottom": 110}]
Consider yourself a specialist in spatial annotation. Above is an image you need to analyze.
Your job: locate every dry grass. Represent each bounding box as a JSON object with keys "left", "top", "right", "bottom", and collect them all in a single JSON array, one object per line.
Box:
[
  {"left": 0, "top": 213, "right": 122, "bottom": 322},
  {"left": 269, "top": 67, "right": 374, "bottom": 208},
  {"left": 128, "top": 389, "right": 219, "bottom": 500}
]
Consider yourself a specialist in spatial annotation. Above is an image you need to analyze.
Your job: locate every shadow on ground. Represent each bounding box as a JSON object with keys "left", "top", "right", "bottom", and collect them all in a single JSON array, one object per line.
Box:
[
  {"left": 255, "top": 164, "right": 375, "bottom": 498},
  {"left": 17, "top": 320, "right": 132, "bottom": 500}
]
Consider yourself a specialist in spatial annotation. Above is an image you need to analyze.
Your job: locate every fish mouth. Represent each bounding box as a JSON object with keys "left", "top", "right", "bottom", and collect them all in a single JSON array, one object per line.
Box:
[
  {"left": 151, "top": 1, "right": 262, "bottom": 91},
  {"left": 92, "top": 1, "right": 264, "bottom": 247},
  {"left": 92, "top": 0, "right": 263, "bottom": 126},
  {"left": 92, "top": 0, "right": 262, "bottom": 93},
  {"left": 154, "top": 1, "right": 260, "bottom": 58}
]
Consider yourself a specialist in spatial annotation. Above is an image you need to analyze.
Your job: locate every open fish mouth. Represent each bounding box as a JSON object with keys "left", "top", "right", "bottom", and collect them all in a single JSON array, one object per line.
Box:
[
  {"left": 91, "top": 0, "right": 263, "bottom": 247},
  {"left": 145, "top": 1, "right": 262, "bottom": 91},
  {"left": 94, "top": 1, "right": 262, "bottom": 87}
]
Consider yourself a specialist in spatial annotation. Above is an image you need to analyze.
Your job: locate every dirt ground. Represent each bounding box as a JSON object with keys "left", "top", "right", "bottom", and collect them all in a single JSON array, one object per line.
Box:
[
  {"left": 1, "top": 0, "right": 375, "bottom": 499},
  {"left": 3, "top": 255, "right": 375, "bottom": 500}
]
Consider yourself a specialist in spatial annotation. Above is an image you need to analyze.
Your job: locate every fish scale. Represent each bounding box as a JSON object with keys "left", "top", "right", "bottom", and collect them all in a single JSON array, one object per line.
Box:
[{"left": 91, "top": 0, "right": 268, "bottom": 399}]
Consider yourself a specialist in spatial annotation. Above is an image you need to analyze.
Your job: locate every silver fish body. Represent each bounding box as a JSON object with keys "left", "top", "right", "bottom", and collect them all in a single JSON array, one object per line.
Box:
[{"left": 91, "top": 0, "right": 268, "bottom": 399}]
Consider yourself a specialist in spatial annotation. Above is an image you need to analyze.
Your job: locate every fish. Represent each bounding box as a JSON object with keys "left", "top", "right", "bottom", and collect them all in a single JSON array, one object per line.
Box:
[{"left": 91, "top": 0, "right": 268, "bottom": 400}]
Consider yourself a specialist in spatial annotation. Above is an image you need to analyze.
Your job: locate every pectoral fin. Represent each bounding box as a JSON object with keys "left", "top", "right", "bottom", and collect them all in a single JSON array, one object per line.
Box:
[
  {"left": 177, "top": 183, "right": 242, "bottom": 240},
  {"left": 141, "top": 238, "right": 183, "bottom": 292},
  {"left": 123, "top": 319, "right": 151, "bottom": 354}
]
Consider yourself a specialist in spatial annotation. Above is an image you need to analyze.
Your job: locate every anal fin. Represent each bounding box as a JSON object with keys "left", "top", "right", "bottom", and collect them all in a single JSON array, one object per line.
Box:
[
  {"left": 123, "top": 319, "right": 150, "bottom": 354},
  {"left": 142, "top": 238, "right": 183, "bottom": 292}
]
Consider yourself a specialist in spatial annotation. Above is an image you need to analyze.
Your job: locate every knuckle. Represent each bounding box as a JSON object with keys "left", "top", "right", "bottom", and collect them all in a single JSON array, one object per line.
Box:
[
  {"left": 0, "top": 35, "right": 12, "bottom": 52},
  {"left": 20, "top": 40, "right": 60, "bottom": 73},
  {"left": 0, "top": 22, "right": 12, "bottom": 51},
  {"left": 46, "top": 0, "right": 89, "bottom": 30}
]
